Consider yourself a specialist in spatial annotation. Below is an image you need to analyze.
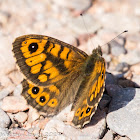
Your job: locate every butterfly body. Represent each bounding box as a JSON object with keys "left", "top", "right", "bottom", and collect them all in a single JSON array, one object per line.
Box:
[{"left": 12, "top": 34, "right": 105, "bottom": 128}]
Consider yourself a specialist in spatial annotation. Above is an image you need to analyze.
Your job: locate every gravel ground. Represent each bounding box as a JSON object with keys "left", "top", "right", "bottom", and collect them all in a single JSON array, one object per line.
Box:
[{"left": 0, "top": 0, "right": 140, "bottom": 139}]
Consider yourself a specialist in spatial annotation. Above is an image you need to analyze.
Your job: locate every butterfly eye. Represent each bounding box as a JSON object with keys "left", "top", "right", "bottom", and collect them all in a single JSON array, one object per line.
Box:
[
  {"left": 32, "top": 87, "right": 39, "bottom": 94},
  {"left": 29, "top": 43, "right": 38, "bottom": 53},
  {"left": 86, "top": 107, "right": 91, "bottom": 114},
  {"left": 40, "top": 96, "right": 46, "bottom": 103}
]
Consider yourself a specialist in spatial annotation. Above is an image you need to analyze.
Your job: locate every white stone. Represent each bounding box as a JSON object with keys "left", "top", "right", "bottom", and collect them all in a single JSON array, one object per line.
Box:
[
  {"left": 0, "top": 108, "right": 11, "bottom": 128},
  {"left": 13, "top": 84, "right": 23, "bottom": 96},
  {"left": 1, "top": 96, "right": 28, "bottom": 113},
  {"left": 14, "top": 112, "right": 28, "bottom": 123},
  {"left": 27, "top": 106, "right": 40, "bottom": 124},
  {"left": 102, "top": 130, "right": 113, "bottom": 140},
  {"left": 0, "top": 88, "right": 10, "bottom": 100},
  {"left": 106, "top": 85, "right": 140, "bottom": 140}
]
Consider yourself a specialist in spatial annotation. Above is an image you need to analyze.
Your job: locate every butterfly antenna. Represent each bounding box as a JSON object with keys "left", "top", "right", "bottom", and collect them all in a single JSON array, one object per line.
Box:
[
  {"left": 102, "top": 30, "right": 128, "bottom": 47},
  {"left": 80, "top": 14, "right": 95, "bottom": 48}
]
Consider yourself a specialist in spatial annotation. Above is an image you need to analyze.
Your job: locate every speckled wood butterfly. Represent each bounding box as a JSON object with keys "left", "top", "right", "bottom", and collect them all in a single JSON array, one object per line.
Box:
[{"left": 12, "top": 34, "right": 105, "bottom": 128}]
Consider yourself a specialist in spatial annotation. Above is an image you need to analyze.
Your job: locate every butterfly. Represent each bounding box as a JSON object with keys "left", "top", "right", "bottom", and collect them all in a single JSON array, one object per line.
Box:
[{"left": 12, "top": 34, "right": 106, "bottom": 128}]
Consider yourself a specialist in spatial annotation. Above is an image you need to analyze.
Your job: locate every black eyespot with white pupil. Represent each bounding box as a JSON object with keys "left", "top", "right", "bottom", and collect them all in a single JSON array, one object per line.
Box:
[
  {"left": 40, "top": 96, "right": 46, "bottom": 103},
  {"left": 32, "top": 87, "right": 39, "bottom": 94},
  {"left": 86, "top": 107, "right": 91, "bottom": 114},
  {"left": 29, "top": 43, "right": 38, "bottom": 53}
]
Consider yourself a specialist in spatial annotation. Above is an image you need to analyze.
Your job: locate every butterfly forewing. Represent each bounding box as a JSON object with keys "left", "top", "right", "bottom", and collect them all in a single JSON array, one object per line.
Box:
[{"left": 12, "top": 35, "right": 88, "bottom": 87}]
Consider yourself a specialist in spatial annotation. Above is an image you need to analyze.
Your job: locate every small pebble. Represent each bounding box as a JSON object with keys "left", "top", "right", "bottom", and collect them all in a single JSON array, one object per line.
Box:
[
  {"left": 13, "top": 84, "right": 22, "bottom": 96},
  {"left": 14, "top": 112, "right": 28, "bottom": 123},
  {"left": 1, "top": 96, "right": 29, "bottom": 113},
  {"left": 0, "top": 108, "right": 11, "bottom": 128},
  {"left": 27, "top": 106, "right": 40, "bottom": 124},
  {"left": 102, "top": 130, "right": 113, "bottom": 140},
  {"left": 0, "top": 88, "right": 10, "bottom": 100}
]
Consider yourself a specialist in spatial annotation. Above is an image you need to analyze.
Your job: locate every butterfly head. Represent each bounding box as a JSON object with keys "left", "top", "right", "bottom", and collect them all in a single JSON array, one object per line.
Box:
[{"left": 92, "top": 45, "right": 102, "bottom": 56}]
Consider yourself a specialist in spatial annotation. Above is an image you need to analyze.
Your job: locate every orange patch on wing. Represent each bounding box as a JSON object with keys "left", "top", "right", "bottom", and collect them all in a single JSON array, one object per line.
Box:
[
  {"left": 60, "top": 47, "right": 70, "bottom": 59},
  {"left": 67, "top": 51, "right": 74, "bottom": 60},
  {"left": 26, "top": 53, "right": 47, "bottom": 66},
  {"left": 82, "top": 99, "right": 87, "bottom": 105},
  {"left": 90, "top": 94, "right": 94, "bottom": 102},
  {"left": 47, "top": 98, "right": 58, "bottom": 107},
  {"left": 28, "top": 82, "right": 34, "bottom": 88},
  {"left": 43, "top": 60, "right": 53, "bottom": 70},
  {"left": 88, "top": 81, "right": 97, "bottom": 96},
  {"left": 94, "top": 86, "right": 98, "bottom": 98},
  {"left": 96, "top": 61, "right": 102, "bottom": 73},
  {"left": 31, "top": 63, "right": 42, "bottom": 74},
  {"left": 47, "top": 42, "right": 54, "bottom": 52},
  {"left": 38, "top": 74, "right": 48, "bottom": 82},
  {"left": 49, "top": 85, "right": 60, "bottom": 95},
  {"left": 50, "top": 44, "right": 61, "bottom": 57},
  {"left": 79, "top": 108, "right": 86, "bottom": 120},
  {"left": 64, "top": 61, "right": 72, "bottom": 69},
  {"left": 75, "top": 108, "right": 81, "bottom": 116},
  {"left": 44, "top": 67, "right": 59, "bottom": 79},
  {"left": 51, "top": 75, "right": 64, "bottom": 83}
]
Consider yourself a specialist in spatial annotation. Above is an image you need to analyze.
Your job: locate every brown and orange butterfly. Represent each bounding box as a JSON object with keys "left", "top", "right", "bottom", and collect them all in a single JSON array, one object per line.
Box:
[{"left": 12, "top": 34, "right": 105, "bottom": 128}]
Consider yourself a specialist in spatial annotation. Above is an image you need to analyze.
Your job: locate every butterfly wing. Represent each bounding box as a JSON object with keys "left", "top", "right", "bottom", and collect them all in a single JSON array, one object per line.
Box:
[
  {"left": 12, "top": 34, "right": 88, "bottom": 86},
  {"left": 13, "top": 34, "right": 106, "bottom": 128},
  {"left": 22, "top": 70, "right": 83, "bottom": 115},
  {"left": 71, "top": 56, "right": 105, "bottom": 128}
]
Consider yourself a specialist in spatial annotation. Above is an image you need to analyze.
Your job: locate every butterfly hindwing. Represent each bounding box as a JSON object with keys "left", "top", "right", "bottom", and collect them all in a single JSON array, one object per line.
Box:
[
  {"left": 13, "top": 34, "right": 88, "bottom": 86},
  {"left": 72, "top": 52, "right": 105, "bottom": 128},
  {"left": 21, "top": 70, "right": 84, "bottom": 116},
  {"left": 87, "top": 60, "right": 105, "bottom": 107}
]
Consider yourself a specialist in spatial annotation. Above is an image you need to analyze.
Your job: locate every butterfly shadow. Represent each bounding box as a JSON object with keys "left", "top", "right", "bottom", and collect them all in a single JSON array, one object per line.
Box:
[{"left": 83, "top": 72, "right": 138, "bottom": 129}]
